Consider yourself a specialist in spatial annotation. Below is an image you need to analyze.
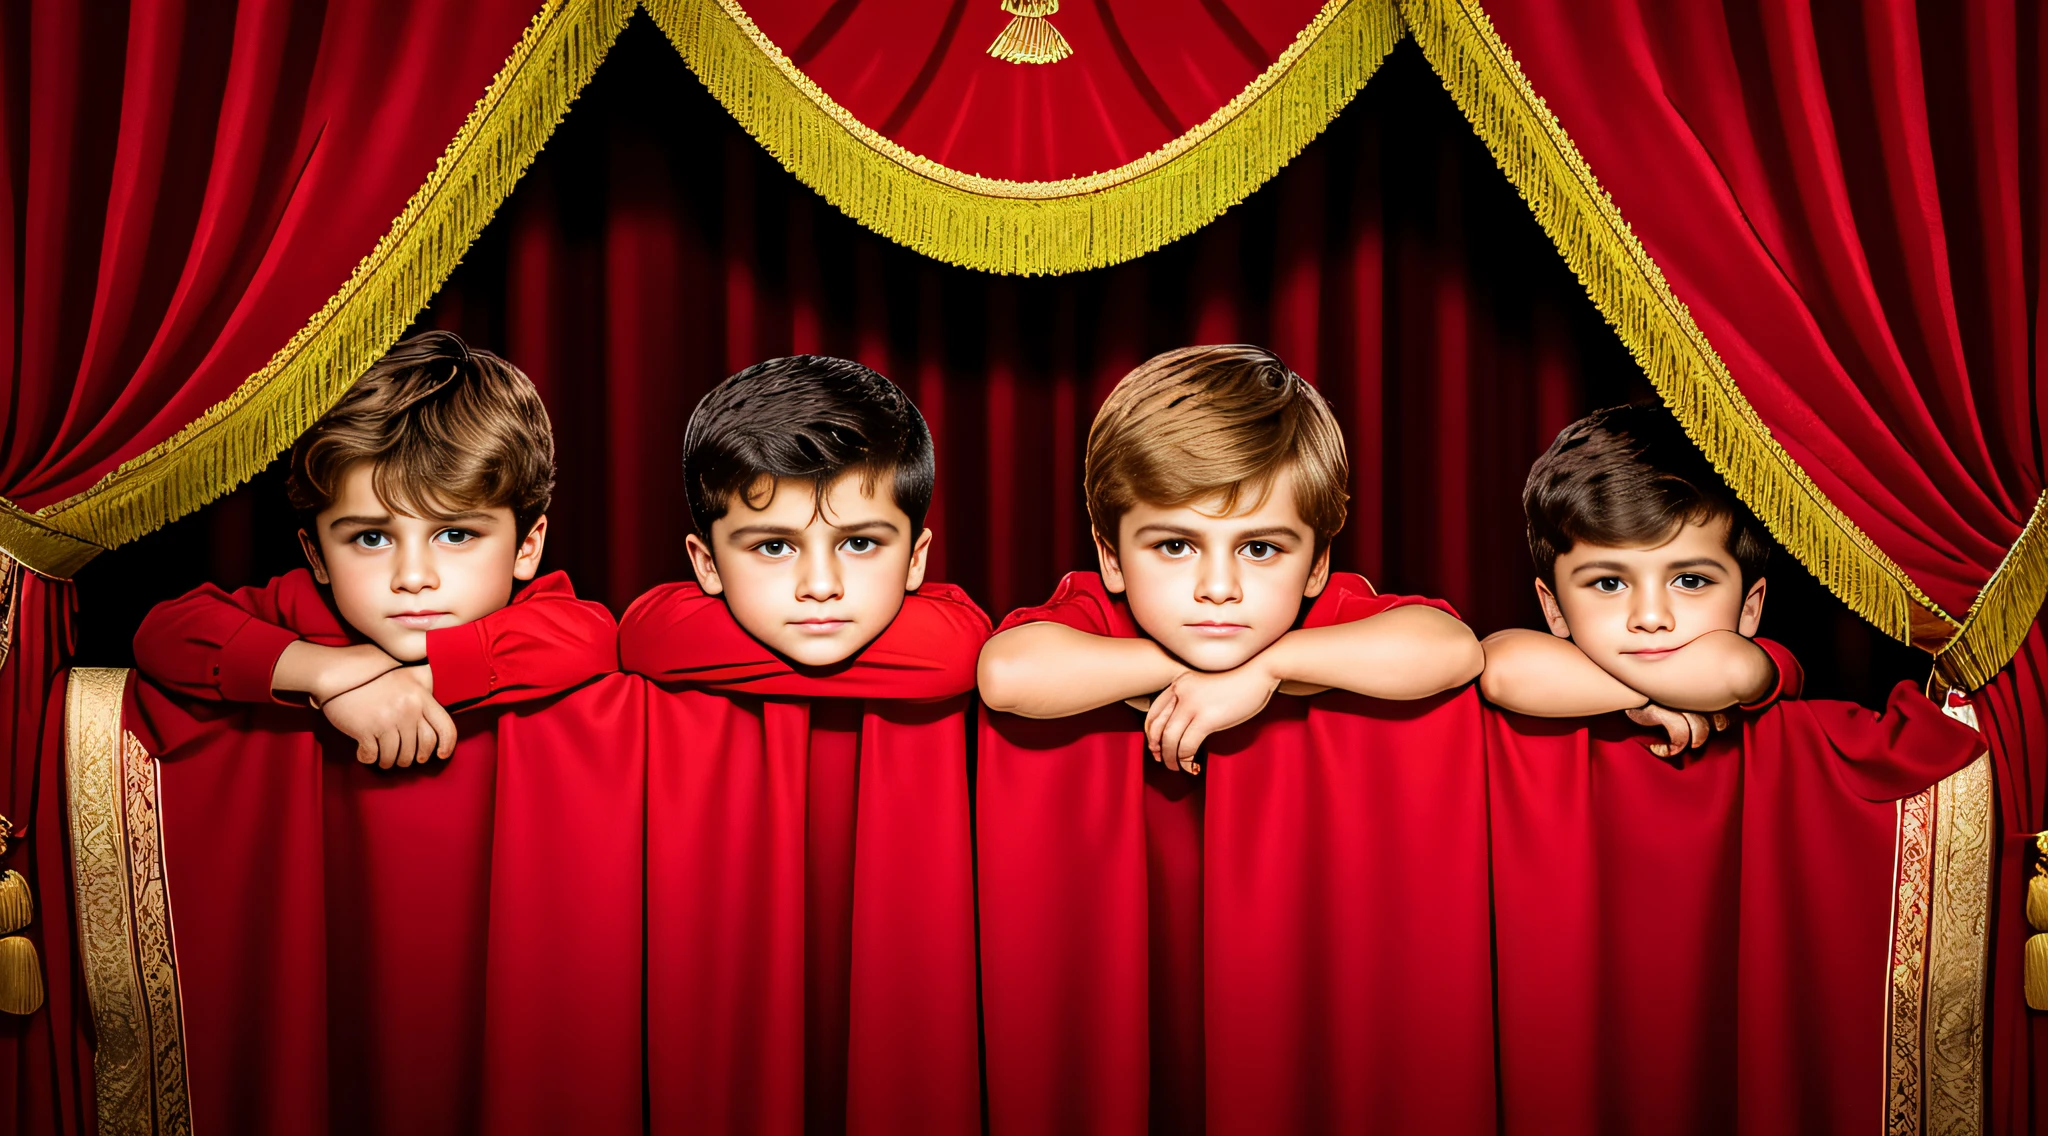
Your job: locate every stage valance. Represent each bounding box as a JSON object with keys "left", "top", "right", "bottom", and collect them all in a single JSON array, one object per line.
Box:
[{"left": 0, "top": 0, "right": 2041, "bottom": 696}]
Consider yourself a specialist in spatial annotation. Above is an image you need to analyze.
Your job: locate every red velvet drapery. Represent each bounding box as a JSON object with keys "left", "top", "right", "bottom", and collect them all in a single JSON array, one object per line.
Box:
[
  {"left": 1478, "top": 4, "right": 2046, "bottom": 1128},
  {"left": 0, "top": 3, "right": 578, "bottom": 1130}
]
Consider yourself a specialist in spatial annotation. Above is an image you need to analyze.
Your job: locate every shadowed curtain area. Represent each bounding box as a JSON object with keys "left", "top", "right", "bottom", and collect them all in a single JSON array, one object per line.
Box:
[{"left": 69, "top": 18, "right": 1928, "bottom": 706}]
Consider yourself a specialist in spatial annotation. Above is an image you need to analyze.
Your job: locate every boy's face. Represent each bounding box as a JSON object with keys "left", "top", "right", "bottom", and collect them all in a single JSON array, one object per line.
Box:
[
  {"left": 1534, "top": 514, "right": 1766, "bottom": 677},
  {"left": 686, "top": 470, "right": 933, "bottom": 668},
  {"left": 299, "top": 463, "right": 546, "bottom": 662},
  {"left": 1095, "top": 467, "right": 1331, "bottom": 673}
]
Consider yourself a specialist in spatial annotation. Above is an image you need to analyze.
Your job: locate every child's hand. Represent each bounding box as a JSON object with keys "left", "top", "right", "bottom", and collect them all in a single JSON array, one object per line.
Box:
[
  {"left": 1143, "top": 662, "right": 1281, "bottom": 775},
  {"left": 1625, "top": 702, "right": 1731, "bottom": 758},
  {"left": 319, "top": 666, "right": 457, "bottom": 769}
]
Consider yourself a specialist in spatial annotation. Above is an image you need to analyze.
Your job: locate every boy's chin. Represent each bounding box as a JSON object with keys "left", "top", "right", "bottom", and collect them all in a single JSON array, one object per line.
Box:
[
  {"left": 1150, "top": 631, "right": 1281, "bottom": 674},
  {"left": 762, "top": 627, "right": 883, "bottom": 670}
]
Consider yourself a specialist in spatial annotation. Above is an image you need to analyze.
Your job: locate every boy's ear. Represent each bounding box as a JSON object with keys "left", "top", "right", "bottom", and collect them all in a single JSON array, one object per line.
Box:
[
  {"left": 904, "top": 528, "right": 934, "bottom": 592},
  {"left": 1533, "top": 577, "right": 1573, "bottom": 639},
  {"left": 298, "top": 529, "right": 330, "bottom": 586},
  {"left": 512, "top": 515, "right": 548, "bottom": 582},
  {"left": 685, "top": 533, "right": 724, "bottom": 596},
  {"left": 1737, "top": 575, "right": 1767, "bottom": 637},
  {"left": 1092, "top": 528, "right": 1127, "bottom": 594},
  {"left": 1302, "top": 544, "right": 1332, "bottom": 599}
]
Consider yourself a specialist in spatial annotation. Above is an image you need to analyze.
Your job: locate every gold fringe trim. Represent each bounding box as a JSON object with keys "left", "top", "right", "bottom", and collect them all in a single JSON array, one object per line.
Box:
[
  {"left": 645, "top": 0, "right": 1404, "bottom": 275},
  {"left": 0, "top": 0, "right": 635, "bottom": 578},
  {"left": 1933, "top": 491, "right": 2048, "bottom": 690},
  {"left": 67, "top": 668, "right": 192, "bottom": 1135},
  {"left": 1401, "top": 0, "right": 1962, "bottom": 654}
]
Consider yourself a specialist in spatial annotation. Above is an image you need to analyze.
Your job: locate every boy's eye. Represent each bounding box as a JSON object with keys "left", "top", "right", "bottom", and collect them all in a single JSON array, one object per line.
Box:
[
  {"left": 1590, "top": 576, "right": 1625, "bottom": 594},
  {"left": 841, "top": 537, "right": 877, "bottom": 554},
  {"left": 1672, "top": 573, "right": 1712, "bottom": 590},
  {"left": 436, "top": 528, "right": 478, "bottom": 546},
  {"left": 1239, "top": 541, "right": 1279, "bottom": 562},
  {"left": 1157, "top": 540, "right": 1193, "bottom": 558},
  {"left": 350, "top": 531, "right": 392, "bottom": 550},
  {"left": 754, "top": 539, "right": 794, "bottom": 558}
]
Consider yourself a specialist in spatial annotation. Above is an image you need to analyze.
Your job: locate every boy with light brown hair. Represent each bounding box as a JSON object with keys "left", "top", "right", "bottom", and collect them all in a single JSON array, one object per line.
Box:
[{"left": 975, "top": 345, "right": 1497, "bottom": 1134}]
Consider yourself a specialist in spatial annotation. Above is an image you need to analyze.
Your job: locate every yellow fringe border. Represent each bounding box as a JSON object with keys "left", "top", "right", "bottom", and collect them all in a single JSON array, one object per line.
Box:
[
  {"left": 643, "top": 0, "right": 1404, "bottom": 276},
  {"left": 0, "top": 0, "right": 634, "bottom": 577},
  {"left": 1935, "top": 491, "right": 2048, "bottom": 691},
  {"left": 8, "top": 0, "right": 2042, "bottom": 688},
  {"left": 1399, "top": 0, "right": 1984, "bottom": 655}
]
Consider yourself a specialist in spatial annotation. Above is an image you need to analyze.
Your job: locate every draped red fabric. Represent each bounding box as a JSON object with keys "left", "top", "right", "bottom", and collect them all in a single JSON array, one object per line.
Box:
[
  {"left": 1485, "top": 688, "right": 1982, "bottom": 1133},
  {"left": 120, "top": 574, "right": 641, "bottom": 1136},
  {"left": 620, "top": 584, "right": 986, "bottom": 1134},
  {"left": 976, "top": 573, "right": 1495, "bottom": 1134},
  {"left": 740, "top": 0, "right": 1328, "bottom": 181},
  {"left": 0, "top": 4, "right": 556, "bottom": 1125},
  {"left": 1481, "top": 4, "right": 2046, "bottom": 1124}
]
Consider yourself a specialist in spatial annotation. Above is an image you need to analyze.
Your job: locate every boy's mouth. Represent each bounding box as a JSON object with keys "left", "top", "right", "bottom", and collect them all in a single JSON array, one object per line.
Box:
[
  {"left": 1623, "top": 646, "right": 1680, "bottom": 660},
  {"left": 389, "top": 611, "right": 450, "bottom": 630},
  {"left": 791, "top": 618, "right": 852, "bottom": 635},
  {"left": 1185, "top": 621, "right": 1252, "bottom": 637}
]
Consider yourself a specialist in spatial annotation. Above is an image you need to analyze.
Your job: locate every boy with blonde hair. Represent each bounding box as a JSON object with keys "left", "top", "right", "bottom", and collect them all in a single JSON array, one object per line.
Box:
[{"left": 976, "top": 345, "right": 1496, "bottom": 1135}]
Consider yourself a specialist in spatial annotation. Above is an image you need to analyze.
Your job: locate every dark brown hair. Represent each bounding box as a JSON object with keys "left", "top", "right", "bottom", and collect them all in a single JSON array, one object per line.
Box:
[
  {"left": 1525, "top": 403, "right": 1770, "bottom": 585},
  {"left": 683, "top": 356, "right": 935, "bottom": 534},
  {"left": 1085, "top": 345, "right": 1348, "bottom": 553},
  {"left": 286, "top": 330, "right": 554, "bottom": 535}
]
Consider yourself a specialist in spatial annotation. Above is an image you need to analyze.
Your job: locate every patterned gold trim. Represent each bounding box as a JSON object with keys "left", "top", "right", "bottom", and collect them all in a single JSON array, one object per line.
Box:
[
  {"left": 4, "top": 0, "right": 635, "bottom": 578},
  {"left": 66, "top": 668, "right": 192, "bottom": 1136},
  {"left": 1400, "top": 0, "right": 1965, "bottom": 657},
  {"left": 1885, "top": 697, "right": 1990, "bottom": 1136},
  {"left": 646, "top": 0, "right": 1404, "bottom": 273}
]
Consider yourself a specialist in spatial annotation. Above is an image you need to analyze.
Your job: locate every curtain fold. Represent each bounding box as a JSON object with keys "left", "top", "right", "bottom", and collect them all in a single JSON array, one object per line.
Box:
[
  {"left": 1, "top": 3, "right": 603, "bottom": 1129},
  {"left": 1417, "top": 1, "right": 2044, "bottom": 1128}
]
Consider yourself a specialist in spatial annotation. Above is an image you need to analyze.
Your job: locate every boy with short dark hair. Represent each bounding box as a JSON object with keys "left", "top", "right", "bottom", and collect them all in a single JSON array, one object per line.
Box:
[
  {"left": 1475, "top": 403, "right": 1982, "bottom": 1133},
  {"left": 976, "top": 345, "right": 1497, "bottom": 1134},
  {"left": 619, "top": 356, "right": 985, "bottom": 1135},
  {"left": 116, "top": 330, "right": 640, "bottom": 1135}
]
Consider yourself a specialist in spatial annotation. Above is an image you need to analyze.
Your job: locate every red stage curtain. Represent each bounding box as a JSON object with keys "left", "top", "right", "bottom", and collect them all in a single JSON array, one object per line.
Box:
[
  {"left": 1470, "top": 3, "right": 2045, "bottom": 1128},
  {"left": 0, "top": 3, "right": 562, "bottom": 1131}
]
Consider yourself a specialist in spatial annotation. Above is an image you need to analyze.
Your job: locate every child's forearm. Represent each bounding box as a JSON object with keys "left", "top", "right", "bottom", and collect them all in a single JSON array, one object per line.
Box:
[
  {"left": 1604, "top": 629, "right": 1776, "bottom": 711},
  {"left": 272, "top": 641, "right": 405, "bottom": 704},
  {"left": 1254, "top": 606, "right": 1484, "bottom": 700},
  {"left": 978, "top": 622, "right": 1186, "bottom": 718},
  {"left": 1478, "top": 629, "right": 1647, "bottom": 716}
]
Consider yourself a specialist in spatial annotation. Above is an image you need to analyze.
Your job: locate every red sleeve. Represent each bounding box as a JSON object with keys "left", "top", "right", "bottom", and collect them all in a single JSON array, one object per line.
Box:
[
  {"left": 620, "top": 581, "right": 991, "bottom": 701},
  {"left": 426, "top": 572, "right": 618, "bottom": 707},
  {"left": 1301, "top": 572, "right": 1460, "bottom": 628},
  {"left": 132, "top": 570, "right": 349, "bottom": 703},
  {"left": 1738, "top": 637, "right": 1805, "bottom": 710},
  {"left": 1772, "top": 681, "right": 1982, "bottom": 801},
  {"left": 994, "top": 572, "right": 1135, "bottom": 637}
]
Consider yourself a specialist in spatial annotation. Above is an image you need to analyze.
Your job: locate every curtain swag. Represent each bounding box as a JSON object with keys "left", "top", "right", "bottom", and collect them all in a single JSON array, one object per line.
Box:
[{"left": 1, "top": 0, "right": 2041, "bottom": 691}]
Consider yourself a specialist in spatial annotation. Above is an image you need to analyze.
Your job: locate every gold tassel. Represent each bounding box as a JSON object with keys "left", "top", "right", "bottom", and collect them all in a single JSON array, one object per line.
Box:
[
  {"left": 2029, "top": 934, "right": 2048, "bottom": 1011},
  {"left": 0, "top": 935, "right": 42, "bottom": 1016},
  {"left": 988, "top": 0, "right": 1072, "bottom": 65},
  {"left": 2029, "top": 874, "right": 2048, "bottom": 932},
  {"left": 0, "top": 870, "right": 28, "bottom": 935}
]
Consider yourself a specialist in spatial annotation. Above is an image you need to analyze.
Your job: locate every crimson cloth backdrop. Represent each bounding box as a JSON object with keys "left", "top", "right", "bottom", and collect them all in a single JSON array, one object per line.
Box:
[
  {"left": 70, "top": 23, "right": 1926, "bottom": 694},
  {"left": 28, "top": 16, "right": 1938, "bottom": 1136}
]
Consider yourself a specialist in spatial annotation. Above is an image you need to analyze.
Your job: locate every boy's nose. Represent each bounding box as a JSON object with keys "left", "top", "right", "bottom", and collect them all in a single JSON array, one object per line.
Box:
[
  {"left": 1628, "top": 595, "right": 1674, "bottom": 633},
  {"left": 796, "top": 546, "right": 843, "bottom": 602},
  {"left": 1194, "top": 558, "right": 1242, "bottom": 604},
  {"left": 392, "top": 546, "right": 438, "bottom": 593}
]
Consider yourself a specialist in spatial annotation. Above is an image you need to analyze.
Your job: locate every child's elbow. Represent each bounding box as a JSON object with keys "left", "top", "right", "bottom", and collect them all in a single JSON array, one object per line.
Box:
[
  {"left": 1444, "top": 634, "right": 1486, "bottom": 691},
  {"left": 976, "top": 648, "right": 1025, "bottom": 714}
]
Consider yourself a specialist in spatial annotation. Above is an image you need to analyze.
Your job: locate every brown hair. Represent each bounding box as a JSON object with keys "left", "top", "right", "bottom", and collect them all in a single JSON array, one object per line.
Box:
[
  {"left": 1524, "top": 403, "right": 1770, "bottom": 585},
  {"left": 287, "top": 330, "right": 554, "bottom": 535},
  {"left": 683, "top": 356, "right": 935, "bottom": 535},
  {"left": 1085, "top": 345, "right": 1348, "bottom": 552}
]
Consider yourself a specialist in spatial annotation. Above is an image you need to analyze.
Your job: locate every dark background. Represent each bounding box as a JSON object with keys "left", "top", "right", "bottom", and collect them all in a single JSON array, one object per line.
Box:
[{"left": 70, "top": 17, "right": 1929, "bottom": 705}]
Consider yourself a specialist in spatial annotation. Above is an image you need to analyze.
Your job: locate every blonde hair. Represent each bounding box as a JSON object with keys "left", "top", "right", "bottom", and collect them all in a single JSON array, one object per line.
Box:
[{"left": 1085, "top": 345, "right": 1348, "bottom": 552}]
